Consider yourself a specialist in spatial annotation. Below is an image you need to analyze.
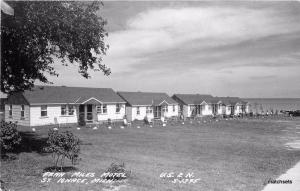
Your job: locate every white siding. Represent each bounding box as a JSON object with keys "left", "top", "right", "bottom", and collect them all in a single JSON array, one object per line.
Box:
[
  {"left": 97, "top": 104, "right": 125, "bottom": 121},
  {"left": 234, "top": 105, "right": 242, "bottom": 115},
  {"left": 217, "top": 105, "right": 226, "bottom": 115},
  {"left": 187, "top": 105, "right": 193, "bottom": 117},
  {"left": 125, "top": 106, "right": 132, "bottom": 121},
  {"left": 30, "top": 105, "right": 78, "bottom": 126},
  {"left": 182, "top": 105, "right": 189, "bottom": 118},
  {"left": 246, "top": 105, "right": 250, "bottom": 113},
  {"left": 29, "top": 104, "right": 126, "bottom": 126},
  {"left": 164, "top": 105, "right": 179, "bottom": 118},
  {"left": 201, "top": 104, "right": 213, "bottom": 116},
  {"left": 226, "top": 106, "right": 232, "bottom": 115},
  {"left": 5, "top": 104, "right": 30, "bottom": 126},
  {"left": 129, "top": 105, "right": 178, "bottom": 121},
  {"left": 131, "top": 106, "right": 148, "bottom": 121}
]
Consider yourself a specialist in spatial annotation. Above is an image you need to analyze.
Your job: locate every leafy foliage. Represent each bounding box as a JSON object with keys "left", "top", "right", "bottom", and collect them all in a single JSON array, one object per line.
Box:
[
  {"left": 0, "top": 121, "right": 22, "bottom": 153},
  {"left": 1, "top": 1, "right": 109, "bottom": 93},
  {"left": 78, "top": 114, "right": 86, "bottom": 126},
  {"left": 44, "top": 130, "right": 80, "bottom": 170},
  {"left": 105, "top": 162, "right": 129, "bottom": 180}
]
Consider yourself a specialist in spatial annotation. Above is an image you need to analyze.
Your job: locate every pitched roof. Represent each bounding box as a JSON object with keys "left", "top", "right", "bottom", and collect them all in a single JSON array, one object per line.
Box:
[
  {"left": 172, "top": 94, "right": 214, "bottom": 105},
  {"left": 118, "top": 91, "right": 177, "bottom": 106},
  {"left": 7, "top": 86, "right": 125, "bottom": 105},
  {"left": 173, "top": 94, "right": 248, "bottom": 106},
  {"left": 216, "top": 97, "right": 245, "bottom": 106}
]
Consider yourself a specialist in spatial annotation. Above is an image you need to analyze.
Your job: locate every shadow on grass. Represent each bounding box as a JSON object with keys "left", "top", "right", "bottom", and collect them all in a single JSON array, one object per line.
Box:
[
  {"left": 16, "top": 132, "right": 48, "bottom": 154},
  {"left": 1, "top": 132, "right": 48, "bottom": 160},
  {"left": 0, "top": 153, "right": 18, "bottom": 161},
  {"left": 43, "top": 166, "right": 78, "bottom": 172}
]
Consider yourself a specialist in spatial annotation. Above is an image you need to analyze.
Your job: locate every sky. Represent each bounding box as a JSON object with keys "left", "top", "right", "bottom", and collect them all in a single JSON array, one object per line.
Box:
[{"left": 39, "top": 1, "right": 300, "bottom": 98}]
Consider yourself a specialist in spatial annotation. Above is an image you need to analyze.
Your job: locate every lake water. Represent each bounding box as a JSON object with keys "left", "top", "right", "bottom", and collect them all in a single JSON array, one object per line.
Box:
[{"left": 244, "top": 98, "right": 300, "bottom": 112}]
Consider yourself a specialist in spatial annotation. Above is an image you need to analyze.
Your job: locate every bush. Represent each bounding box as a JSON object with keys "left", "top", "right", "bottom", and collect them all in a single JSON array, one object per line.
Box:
[
  {"left": 78, "top": 114, "right": 86, "bottom": 126},
  {"left": 104, "top": 162, "right": 130, "bottom": 181},
  {"left": 107, "top": 118, "right": 112, "bottom": 125},
  {"left": 0, "top": 121, "right": 22, "bottom": 153},
  {"left": 44, "top": 130, "right": 80, "bottom": 171}
]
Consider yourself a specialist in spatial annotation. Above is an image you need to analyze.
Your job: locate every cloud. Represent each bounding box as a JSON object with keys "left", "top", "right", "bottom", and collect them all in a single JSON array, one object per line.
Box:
[
  {"left": 106, "top": 6, "right": 299, "bottom": 59},
  {"left": 249, "top": 75, "right": 277, "bottom": 80},
  {"left": 46, "top": 2, "right": 300, "bottom": 97}
]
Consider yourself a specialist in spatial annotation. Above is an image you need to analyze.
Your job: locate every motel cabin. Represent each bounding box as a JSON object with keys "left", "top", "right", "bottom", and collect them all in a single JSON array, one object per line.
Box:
[
  {"left": 217, "top": 97, "right": 250, "bottom": 116},
  {"left": 4, "top": 86, "right": 126, "bottom": 126},
  {"left": 117, "top": 91, "right": 179, "bottom": 122},
  {"left": 172, "top": 94, "right": 250, "bottom": 118},
  {"left": 172, "top": 94, "right": 215, "bottom": 118}
]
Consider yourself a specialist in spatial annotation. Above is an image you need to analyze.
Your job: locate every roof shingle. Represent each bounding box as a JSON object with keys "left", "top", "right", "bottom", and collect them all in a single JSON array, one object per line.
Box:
[
  {"left": 172, "top": 94, "right": 214, "bottom": 105},
  {"left": 8, "top": 86, "right": 125, "bottom": 105},
  {"left": 118, "top": 91, "right": 177, "bottom": 106}
]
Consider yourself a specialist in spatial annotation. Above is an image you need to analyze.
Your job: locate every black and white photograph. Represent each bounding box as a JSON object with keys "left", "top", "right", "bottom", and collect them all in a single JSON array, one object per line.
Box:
[{"left": 1, "top": 0, "right": 300, "bottom": 190}]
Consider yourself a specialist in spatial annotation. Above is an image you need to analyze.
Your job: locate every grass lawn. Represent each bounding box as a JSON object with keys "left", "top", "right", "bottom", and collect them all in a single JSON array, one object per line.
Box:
[{"left": 1, "top": 118, "right": 300, "bottom": 191}]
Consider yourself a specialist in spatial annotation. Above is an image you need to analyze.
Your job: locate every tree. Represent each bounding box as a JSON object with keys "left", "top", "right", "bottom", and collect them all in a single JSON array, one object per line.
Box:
[
  {"left": 1, "top": 1, "right": 110, "bottom": 93},
  {"left": 0, "top": 121, "right": 22, "bottom": 154},
  {"left": 44, "top": 130, "right": 80, "bottom": 171}
]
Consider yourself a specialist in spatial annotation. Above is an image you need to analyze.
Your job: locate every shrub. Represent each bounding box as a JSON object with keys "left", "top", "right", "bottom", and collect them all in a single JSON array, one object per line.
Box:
[
  {"left": 0, "top": 121, "right": 22, "bottom": 153},
  {"left": 104, "top": 162, "right": 130, "bottom": 181},
  {"left": 78, "top": 114, "right": 86, "bottom": 126},
  {"left": 44, "top": 130, "right": 80, "bottom": 171},
  {"left": 107, "top": 118, "right": 112, "bottom": 125},
  {"left": 144, "top": 116, "right": 151, "bottom": 124}
]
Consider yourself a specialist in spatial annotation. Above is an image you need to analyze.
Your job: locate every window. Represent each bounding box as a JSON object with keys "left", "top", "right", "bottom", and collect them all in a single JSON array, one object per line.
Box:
[
  {"left": 61, "top": 105, "right": 67, "bottom": 115},
  {"left": 9, "top": 104, "right": 12, "bottom": 117},
  {"left": 41, "top": 105, "right": 47, "bottom": 117},
  {"left": 21, "top": 105, "right": 25, "bottom": 118},
  {"left": 241, "top": 105, "right": 246, "bottom": 113},
  {"left": 219, "top": 104, "right": 222, "bottom": 110},
  {"left": 116, "top": 104, "right": 121, "bottom": 113},
  {"left": 96, "top": 105, "right": 102, "bottom": 114},
  {"left": 96, "top": 104, "right": 107, "bottom": 114},
  {"left": 68, "top": 105, "right": 75, "bottom": 115},
  {"left": 162, "top": 106, "right": 168, "bottom": 113},
  {"left": 146, "top": 106, "right": 152, "bottom": 114},
  {"left": 137, "top": 107, "right": 140, "bottom": 115},
  {"left": 103, "top": 104, "right": 107, "bottom": 114},
  {"left": 61, "top": 105, "right": 75, "bottom": 116},
  {"left": 173, "top": 105, "right": 176, "bottom": 112}
]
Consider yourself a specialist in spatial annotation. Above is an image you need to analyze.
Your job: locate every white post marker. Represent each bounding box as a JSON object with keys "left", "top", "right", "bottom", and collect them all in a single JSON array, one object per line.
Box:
[{"left": 123, "top": 118, "right": 128, "bottom": 126}]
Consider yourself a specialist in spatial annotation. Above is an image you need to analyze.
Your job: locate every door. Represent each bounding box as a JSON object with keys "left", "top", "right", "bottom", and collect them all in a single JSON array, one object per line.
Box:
[
  {"left": 200, "top": 105, "right": 204, "bottom": 115},
  {"left": 154, "top": 106, "right": 161, "bottom": 118},
  {"left": 212, "top": 104, "right": 218, "bottom": 115},
  {"left": 231, "top": 106, "right": 235, "bottom": 115},
  {"left": 86, "top": 104, "right": 93, "bottom": 122},
  {"left": 196, "top": 105, "right": 201, "bottom": 115},
  {"left": 79, "top": 105, "right": 85, "bottom": 122}
]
